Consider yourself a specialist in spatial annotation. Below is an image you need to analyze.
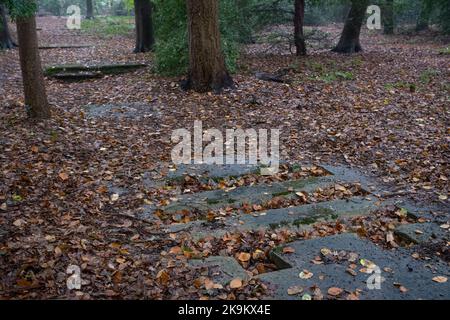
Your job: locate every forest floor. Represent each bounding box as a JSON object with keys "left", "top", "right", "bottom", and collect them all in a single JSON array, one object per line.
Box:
[{"left": 0, "top": 16, "right": 449, "bottom": 299}]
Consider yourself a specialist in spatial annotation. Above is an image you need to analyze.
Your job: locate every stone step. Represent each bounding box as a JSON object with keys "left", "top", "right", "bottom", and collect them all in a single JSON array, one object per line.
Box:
[
  {"left": 257, "top": 233, "right": 450, "bottom": 300},
  {"left": 161, "top": 175, "right": 340, "bottom": 215},
  {"left": 394, "top": 222, "right": 449, "bottom": 245},
  {"left": 181, "top": 197, "right": 382, "bottom": 241},
  {"left": 166, "top": 163, "right": 260, "bottom": 182}
]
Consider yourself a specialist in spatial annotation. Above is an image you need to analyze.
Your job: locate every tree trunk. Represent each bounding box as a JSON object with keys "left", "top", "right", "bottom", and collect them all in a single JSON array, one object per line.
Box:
[
  {"left": 0, "top": 4, "right": 16, "bottom": 49},
  {"left": 133, "top": 0, "right": 154, "bottom": 53},
  {"left": 416, "top": 0, "right": 432, "bottom": 31},
  {"left": 332, "top": 0, "right": 368, "bottom": 54},
  {"left": 86, "top": 0, "right": 94, "bottom": 19},
  {"left": 294, "top": 0, "right": 306, "bottom": 56},
  {"left": 184, "top": 0, "right": 234, "bottom": 92},
  {"left": 383, "top": 0, "right": 394, "bottom": 35},
  {"left": 16, "top": 14, "right": 51, "bottom": 119}
]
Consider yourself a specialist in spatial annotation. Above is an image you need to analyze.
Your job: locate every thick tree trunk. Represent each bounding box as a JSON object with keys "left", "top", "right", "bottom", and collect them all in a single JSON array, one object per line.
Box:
[
  {"left": 294, "top": 0, "right": 306, "bottom": 56},
  {"left": 416, "top": 0, "right": 432, "bottom": 31},
  {"left": 184, "top": 0, "right": 234, "bottom": 92},
  {"left": 0, "top": 4, "right": 16, "bottom": 49},
  {"left": 16, "top": 14, "right": 51, "bottom": 119},
  {"left": 133, "top": 0, "right": 154, "bottom": 53},
  {"left": 332, "top": 0, "right": 368, "bottom": 54},
  {"left": 383, "top": 0, "right": 394, "bottom": 35},
  {"left": 86, "top": 0, "right": 94, "bottom": 19}
]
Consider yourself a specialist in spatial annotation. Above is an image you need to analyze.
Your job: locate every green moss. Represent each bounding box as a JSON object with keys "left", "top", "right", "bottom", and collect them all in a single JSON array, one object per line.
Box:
[
  {"left": 293, "top": 216, "right": 318, "bottom": 225},
  {"left": 272, "top": 190, "right": 291, "bottom": 197},
  {"left": 206, "top": 198, "right": 221, "bottom": 205}
]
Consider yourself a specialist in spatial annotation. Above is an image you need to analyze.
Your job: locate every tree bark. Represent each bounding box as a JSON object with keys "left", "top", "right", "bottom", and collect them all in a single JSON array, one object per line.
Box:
[
  {"left": 383, "top": 0, "right": 394, "bottom": 35},
  {"left": 416, "top": 0, "right": 432, "bottom": 31},
  {"left": 16, "top": 14, "right": 51, "bottom": 119},
  {"left": 184, "top": 0, "right": 234, "bottom": 92},
  {"left": 332, "top": 0, "right": 368, "bottom": 54},
  {"left": 86, "top": 0, "right": 94, "bottom": 19},
  {"left": 294, "top": 0, "right": 306, "bottom": 56},
  {"left": 133, "top": 0, "right": 154, "bottom": 53},
  {"left": 0, "top": 4, "right": 16, "bottom": 49}
]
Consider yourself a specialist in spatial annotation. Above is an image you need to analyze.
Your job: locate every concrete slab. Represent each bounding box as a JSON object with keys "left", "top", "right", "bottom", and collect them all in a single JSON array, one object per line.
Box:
[{"left": 258, "top": 233, "right": 450, "bottom": 300}]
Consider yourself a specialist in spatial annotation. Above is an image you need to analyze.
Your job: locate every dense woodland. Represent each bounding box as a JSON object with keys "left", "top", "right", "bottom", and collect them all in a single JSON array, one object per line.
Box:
[{"left": 0, "top": 0, "right": 449, "bottom": 301}]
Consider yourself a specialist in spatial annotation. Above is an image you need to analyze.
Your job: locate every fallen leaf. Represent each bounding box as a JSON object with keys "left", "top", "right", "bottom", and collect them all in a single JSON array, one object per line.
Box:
[
  {"left": 156, "top": 269, "right": 170, "bottom": 285},
  {"left": 58, "top": 172, "right": 69, "bottom": 181},
  {"left": 287, "top": 286, "right": 303, "bottom": 295},
  {"left": 432, "top": 276, "right": 447, "bottom": 283},
  {"left": 229, "top": 278, "right": 242, "bottom": 289},
  {"left": 299, "top": 270, "right": 313, "bottom": 279},
  {"left": 237, "top": 252, "right": 251, "bottom": 262},
  {"left": 283, "top": 246, "right": 295, "bottom": 254},
  {"left": 346, "top": 268, "right": 357, "bottom": 276},
  {"left": 13, "top": 219, "right": 26, "bottom": 227}
]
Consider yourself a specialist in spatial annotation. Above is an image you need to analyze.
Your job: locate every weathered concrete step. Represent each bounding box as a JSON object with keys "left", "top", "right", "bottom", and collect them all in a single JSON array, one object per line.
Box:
[
  {"left": 258, "top": 233, "right": 450, "bottom": 300},
  {"left": 167, "top": 164, "right": 260, "bottom": 182},
  {"left": 39, "top": 44, "right": 93, "bottom": 49},
  {"left": 162, "top": 175, "right": 340, "bottom": 214},
  {"left": 165, "top": 197, "right": 383, "bottom": 241},
  {"left": 189, "top": 256, "right": 251, "bottom": 287},
  {"left": 395, "top": 222, "right": 449, "bottom": 245}
]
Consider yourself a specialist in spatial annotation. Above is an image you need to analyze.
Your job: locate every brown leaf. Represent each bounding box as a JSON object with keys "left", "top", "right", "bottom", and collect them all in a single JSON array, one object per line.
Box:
[
  {"left": 156, "top": 269, "right": 170, "bottom": 285},
  {"left": 58, "top": 172, "right": 69, "bottom": 181},
  {"left": 237, "top": 252, "right": 251, "bottom": 262}
]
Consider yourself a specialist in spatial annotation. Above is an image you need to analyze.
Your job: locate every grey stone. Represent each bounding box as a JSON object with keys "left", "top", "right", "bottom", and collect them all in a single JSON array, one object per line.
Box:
[
  {"left": 395, "top": 222, "right": 449, "bottom": 245},
  {"left": 167, "top": 163, "right": 260, "bottom": 182},
  {"left": 258, "top": 233, "right": 450, "bottom": 300},
  {"left": 190, "top": 256, "right": 251, "bottom": 286}
]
